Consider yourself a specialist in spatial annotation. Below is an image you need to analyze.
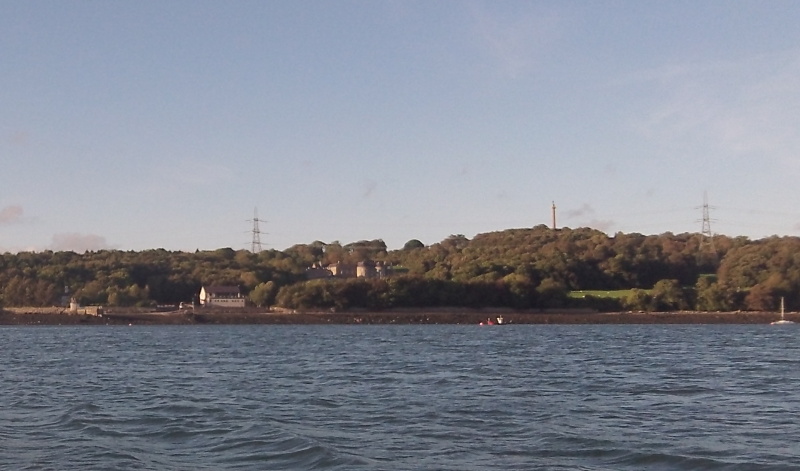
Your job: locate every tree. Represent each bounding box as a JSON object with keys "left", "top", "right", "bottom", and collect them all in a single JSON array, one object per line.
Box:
[
  {"left": 622, "top": 289, "right": 651, "bottom": 311},
  {"left": 744, "top": 282, "right": 779, "bottom": 311},
  {"left": 344, "top": 239, "right": 388, "bottom": 261},
  {"left": 505, "top": 276, "right": 537, "bottom": 309},
  {"left": 536, "top": 278, "right": 568, "bottom": 308},
  {"left": 250, "top": 281, "right": 277, "bottom": 308},
  {"left": 651, "top": 279, "right": 688, "bottom": 311},
  {"left": 403, "top": 239, "right": 425, "bottom": 251},
  {"left": 695, "top": 277, "right": 724, "bottom": 311}
]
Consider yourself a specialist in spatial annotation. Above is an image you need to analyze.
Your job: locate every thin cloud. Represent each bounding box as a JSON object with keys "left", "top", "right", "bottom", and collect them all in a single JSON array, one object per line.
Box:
[
  {"left": 586, "top": 219, "right": 616, "bottom": 232},
  {"left": 363, "top": 179, "right": 377, "bottom": 198},
  {"left": 564, "top": 203, "right": 595, "bottom": 219},
  {"left": 49, "top": 233, "right": 115, "bottom": 252},
  {"left": 560, "top": 205, "right": 614, "bottom": 232},
  {"left": 630, "top": 50, "right": 800, "bottom": 168},
  {"left": 469, "top": 3, "right": 561, "bottom": 79},
  {"left": 0, "top": 205, "right": 24, "bottom": 225},
  {"left": 8, "top": 131, "right": 30, "bottom": 147},
  {"left": 155, "top": 158, "right": 236, "bottom": 186}
]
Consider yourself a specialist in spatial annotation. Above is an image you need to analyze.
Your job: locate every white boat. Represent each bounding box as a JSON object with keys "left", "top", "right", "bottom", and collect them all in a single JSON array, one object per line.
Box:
[
  {"left": 771, "top": 297, "right": 794, "bottom": 325},
  {"left": 479, "top": 316, "right": 505, "bottom": 326}
]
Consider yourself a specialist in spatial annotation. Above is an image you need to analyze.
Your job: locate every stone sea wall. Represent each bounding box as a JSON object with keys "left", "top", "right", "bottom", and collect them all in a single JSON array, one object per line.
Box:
[{"left": 0, "top": 307, "right": 790, "bottom": 325}]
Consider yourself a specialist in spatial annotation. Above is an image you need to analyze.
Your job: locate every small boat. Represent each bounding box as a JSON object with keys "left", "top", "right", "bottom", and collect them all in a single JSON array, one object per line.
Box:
[
  {"left": 480, "top": 316, "right": 505, "bottom": 326},
  {"left": 771, "top": 297, "right": 794, "bottom": 325}
]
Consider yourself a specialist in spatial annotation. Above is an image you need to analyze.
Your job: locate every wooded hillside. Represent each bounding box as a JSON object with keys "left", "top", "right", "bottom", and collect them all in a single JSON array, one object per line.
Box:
[{"left": 1, "top": 225, "right": 796, "bottom": 312}]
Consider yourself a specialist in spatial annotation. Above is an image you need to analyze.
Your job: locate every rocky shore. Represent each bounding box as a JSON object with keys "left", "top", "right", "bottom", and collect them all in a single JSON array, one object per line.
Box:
[{"left": 0, "top": 307, "right": 791, "bottom": 326}]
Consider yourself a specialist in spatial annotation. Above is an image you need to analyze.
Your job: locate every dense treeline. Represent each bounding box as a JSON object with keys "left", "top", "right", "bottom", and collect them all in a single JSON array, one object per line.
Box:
[{"left": 1, "top": 225, "right": 798, "bottom": 311}]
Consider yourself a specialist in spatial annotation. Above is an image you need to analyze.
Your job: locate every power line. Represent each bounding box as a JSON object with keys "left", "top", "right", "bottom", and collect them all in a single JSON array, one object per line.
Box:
[
  {"left": 249, "top": 207, "right": 264, "bottom": 253},
  {"left": 697, "top": 191, "right": 717, "bottom": 254}
]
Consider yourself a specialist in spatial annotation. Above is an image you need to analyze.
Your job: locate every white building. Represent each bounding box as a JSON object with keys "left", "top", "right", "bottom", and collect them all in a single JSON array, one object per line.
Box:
[{"left": 199, "top": 285, "right": 246, "bottom": 308}]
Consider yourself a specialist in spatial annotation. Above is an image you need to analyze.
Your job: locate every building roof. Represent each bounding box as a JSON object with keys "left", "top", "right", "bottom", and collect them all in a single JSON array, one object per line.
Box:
[{"left": 202, "top": 285, "right": 241, "bottom": 295}]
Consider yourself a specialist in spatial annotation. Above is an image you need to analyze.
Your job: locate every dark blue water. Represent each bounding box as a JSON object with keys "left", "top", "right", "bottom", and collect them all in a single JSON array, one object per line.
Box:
[{"left": 2, "top": 325, "right": 799, "bottom": 470}]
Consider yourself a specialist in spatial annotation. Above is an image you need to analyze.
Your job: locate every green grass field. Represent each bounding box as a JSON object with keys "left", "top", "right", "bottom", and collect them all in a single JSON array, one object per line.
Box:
[{"left": 568, "top": 289, "right": 647, "bottom": 299}]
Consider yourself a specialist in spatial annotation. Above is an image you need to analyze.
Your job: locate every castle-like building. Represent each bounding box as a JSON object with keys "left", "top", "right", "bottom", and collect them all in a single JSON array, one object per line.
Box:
[{"left": 306, "top": 260, "right": 389, "bottom": 280}]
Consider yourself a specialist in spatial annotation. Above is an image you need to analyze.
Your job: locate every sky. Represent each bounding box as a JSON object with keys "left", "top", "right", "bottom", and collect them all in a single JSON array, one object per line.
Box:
[{"left": 3, "top": 1, "right": 800, "bottom": 253}]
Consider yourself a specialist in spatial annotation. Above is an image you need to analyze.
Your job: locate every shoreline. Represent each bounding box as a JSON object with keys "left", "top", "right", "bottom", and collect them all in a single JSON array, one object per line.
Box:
[{"left": 0, "top": 308, "right": 792, "bottom": 326}]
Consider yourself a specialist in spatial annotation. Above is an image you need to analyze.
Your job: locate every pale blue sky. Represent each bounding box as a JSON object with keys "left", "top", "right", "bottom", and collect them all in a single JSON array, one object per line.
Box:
[{"left": 3, "top": 1, "right": 800, "bottom": 252}]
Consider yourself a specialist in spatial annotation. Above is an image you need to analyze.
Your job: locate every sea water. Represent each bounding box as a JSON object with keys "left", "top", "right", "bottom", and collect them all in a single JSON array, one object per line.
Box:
[{"left": 1, "top": 324, "right": 799, "bottom": 470}]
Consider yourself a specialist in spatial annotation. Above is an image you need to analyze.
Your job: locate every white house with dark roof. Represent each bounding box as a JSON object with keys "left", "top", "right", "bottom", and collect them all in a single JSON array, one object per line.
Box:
[{"left": 199, "top": 285, "right": 245, "bottom": 308}]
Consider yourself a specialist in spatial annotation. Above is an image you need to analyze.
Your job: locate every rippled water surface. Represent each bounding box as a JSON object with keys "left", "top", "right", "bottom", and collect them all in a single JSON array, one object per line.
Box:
[{"left": 2, "top": 325, "right": 800, "bottom": 470}]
